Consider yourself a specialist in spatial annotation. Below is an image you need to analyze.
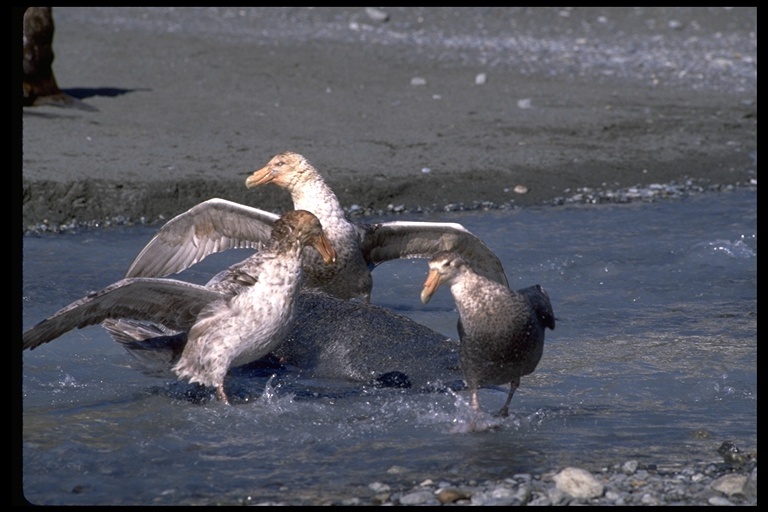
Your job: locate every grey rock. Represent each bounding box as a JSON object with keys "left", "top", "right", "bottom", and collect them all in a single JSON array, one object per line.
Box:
[
  {"left": 399, "top": 490, "right": 438, "bottom": 505},
  {"left": 742, "top": 467, "right": 757, "bottom": 499},
  {"left": 621, "top": 459, "right": 638, "bottom": 475},
  {"left": 710, "top": 473, "right": 748, "bottom": 497},
  {"left": 553, "top": 467, "right": 605, "bottom": 499},
  {"left": 364, "top": 7, "right": 389, "bottom": 22},
  {"left": 708, "top": 496, "right": 735, "bottom": 506}
]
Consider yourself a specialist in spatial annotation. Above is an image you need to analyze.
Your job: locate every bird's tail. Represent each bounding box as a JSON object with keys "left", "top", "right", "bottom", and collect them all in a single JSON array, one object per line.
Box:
[
  {"left": 518, "top": 285, "right": 556, "bottom": 330},
  {"left": 101, "top": 318, "right": 187, "bottom": 377}
]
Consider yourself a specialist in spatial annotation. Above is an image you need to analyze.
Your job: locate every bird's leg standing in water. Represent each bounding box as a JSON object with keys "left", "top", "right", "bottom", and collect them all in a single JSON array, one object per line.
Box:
[
  {"left": 216, "top": 385, "right": 231, "bottom": 405},
  {"left": 495, "top": 376, "right": 520, "bottom": 418}
]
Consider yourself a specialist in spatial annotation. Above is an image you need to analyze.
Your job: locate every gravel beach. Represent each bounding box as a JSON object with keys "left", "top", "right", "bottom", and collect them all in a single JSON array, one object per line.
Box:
[
  {"left": 267, "top": 453, "right": 758, "bottom": 506},
  {"left": 18, "top": 7, "right": 756, "bottom": 506},
  {"left": 20, "top": 7, "right": 755, "bottom": 231}
]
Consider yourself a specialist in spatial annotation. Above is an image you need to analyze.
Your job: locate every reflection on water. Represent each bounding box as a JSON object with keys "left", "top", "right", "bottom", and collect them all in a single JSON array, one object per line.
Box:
[{"left": 21, "top": 189, "right": 756, "bottom": 505}]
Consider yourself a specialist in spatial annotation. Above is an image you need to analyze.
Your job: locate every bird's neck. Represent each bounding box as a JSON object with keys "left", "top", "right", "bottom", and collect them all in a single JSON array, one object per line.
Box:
[
  {"left": 451, "top": 273, "right": 499, "bottom": 316},
  {"left": 290, "top": 173, "right": 347, "bottom": 224},
  {"left": 259, "top": 245, "right": 304, "bottom": 286}
]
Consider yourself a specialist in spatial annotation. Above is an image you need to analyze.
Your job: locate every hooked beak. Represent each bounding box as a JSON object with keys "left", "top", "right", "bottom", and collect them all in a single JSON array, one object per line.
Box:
[
  {"left": 420, "top": 269, "right": 442, "bottom": 304},
  {"left": 245, "top": 165, "right": 274, "bottom": 189},
  {"left": 313, "top": 234, "right": 337, "bottom": 264}
]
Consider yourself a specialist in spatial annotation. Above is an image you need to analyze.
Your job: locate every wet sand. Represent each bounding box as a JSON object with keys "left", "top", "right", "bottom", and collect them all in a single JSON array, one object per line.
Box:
[{"left": 19, "top": 7, "right": 755, "bottom": 229}]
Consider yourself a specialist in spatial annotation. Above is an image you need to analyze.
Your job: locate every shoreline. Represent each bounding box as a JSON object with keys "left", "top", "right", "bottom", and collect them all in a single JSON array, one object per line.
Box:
[
  {"left": 23, "top": 177, "right": 757, "bottom": 235},
  {"left": 21, "top": 8, "right": 756, "bottom": 230},
  {"left": 270, "top": 456, "right": 758, "bottom": 506}
]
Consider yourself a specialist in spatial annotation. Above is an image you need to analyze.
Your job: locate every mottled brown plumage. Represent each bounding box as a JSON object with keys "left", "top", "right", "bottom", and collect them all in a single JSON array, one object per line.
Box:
[
  {"left": 421, "top": 251, "right": 555, "bottom": 417},
  {"left": 23, "top": 210, "right": 336, "bottom": 404}
]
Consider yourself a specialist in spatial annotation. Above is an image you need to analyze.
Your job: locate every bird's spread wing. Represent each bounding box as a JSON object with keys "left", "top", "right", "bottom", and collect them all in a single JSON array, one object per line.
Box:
[
  {"left": 202, "top": 250, "right": 269, "bottom": 295},
  {"left": 358, "top": 221, "right": 509, "bottom": 286},
  {"left": 125, "top": 198, "right": 279, "bottom": 278},
  {"left": 22, "top": 277, "right": 224, "bottom": 351}
]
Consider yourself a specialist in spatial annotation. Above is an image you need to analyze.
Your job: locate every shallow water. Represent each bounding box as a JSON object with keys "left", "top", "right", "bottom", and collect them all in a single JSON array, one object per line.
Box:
[{"left": 21, "top": 189, "right": 756, "bottom": 505}]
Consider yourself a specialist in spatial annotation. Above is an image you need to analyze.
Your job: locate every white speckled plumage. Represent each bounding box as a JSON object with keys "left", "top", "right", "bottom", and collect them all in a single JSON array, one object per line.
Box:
[
  {"left": 124, "top": 151, "right": 508, "bottom": 302},
  {"left": 421, "top": 251, "right": 555, "bottom": 417},
  {"left": 23, "top": 210, "right": 336, "bottom": 404}
]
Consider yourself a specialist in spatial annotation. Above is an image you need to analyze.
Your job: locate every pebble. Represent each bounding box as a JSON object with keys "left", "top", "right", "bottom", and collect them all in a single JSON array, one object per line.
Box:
[
  {"left": 23, "top": 179, "right": 756, "bottom": 235},
  {"left": 435, "top": 488, "right": 470, "bottom": 503},
  {"left": 553, "top": 467, "right": 604, "bottom": 499},
  {"left": 364, "top": 7, "right": 389, "bottom": 23},
  {"left": 517, "top": 98, "right": 533, "bottom": 109},
  {"left": 345, "top": 458, "right": 756, "bottom": 506},
  {"left": 398, "top": 489, "right": 439, "bottom": 505}
]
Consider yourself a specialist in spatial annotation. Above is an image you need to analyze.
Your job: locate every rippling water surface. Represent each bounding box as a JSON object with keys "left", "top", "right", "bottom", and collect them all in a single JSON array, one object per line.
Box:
[{"left": 21, "top": 189, "right": 756, "bottom": 505}]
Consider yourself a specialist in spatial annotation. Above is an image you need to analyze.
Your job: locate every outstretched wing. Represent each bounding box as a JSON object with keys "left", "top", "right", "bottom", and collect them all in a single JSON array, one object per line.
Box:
[
  {"left": 358, "top": 220, "right": 508, "bottom": 287},
  {"left": 23, "top": 278, "right": 223, "bottom": 351},
  {"left": 125, "top": 198, "right": 279, "bottom": 278}
]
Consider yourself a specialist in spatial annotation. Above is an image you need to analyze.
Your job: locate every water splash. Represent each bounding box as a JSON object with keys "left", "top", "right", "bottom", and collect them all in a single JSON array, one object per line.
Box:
[{"left": 698, "top": 239, "right": 755, "bottom": 258}]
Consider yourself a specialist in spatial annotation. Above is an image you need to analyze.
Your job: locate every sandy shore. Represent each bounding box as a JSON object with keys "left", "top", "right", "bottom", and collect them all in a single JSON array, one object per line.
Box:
[{"left": 20, "top": 7, "right": 755, "bottom": 228}]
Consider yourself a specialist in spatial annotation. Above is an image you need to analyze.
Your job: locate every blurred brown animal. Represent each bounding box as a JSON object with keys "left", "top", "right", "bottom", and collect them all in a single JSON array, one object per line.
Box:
[{"left": 23, "top": 7, "right": 92, "bottom": 109}]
